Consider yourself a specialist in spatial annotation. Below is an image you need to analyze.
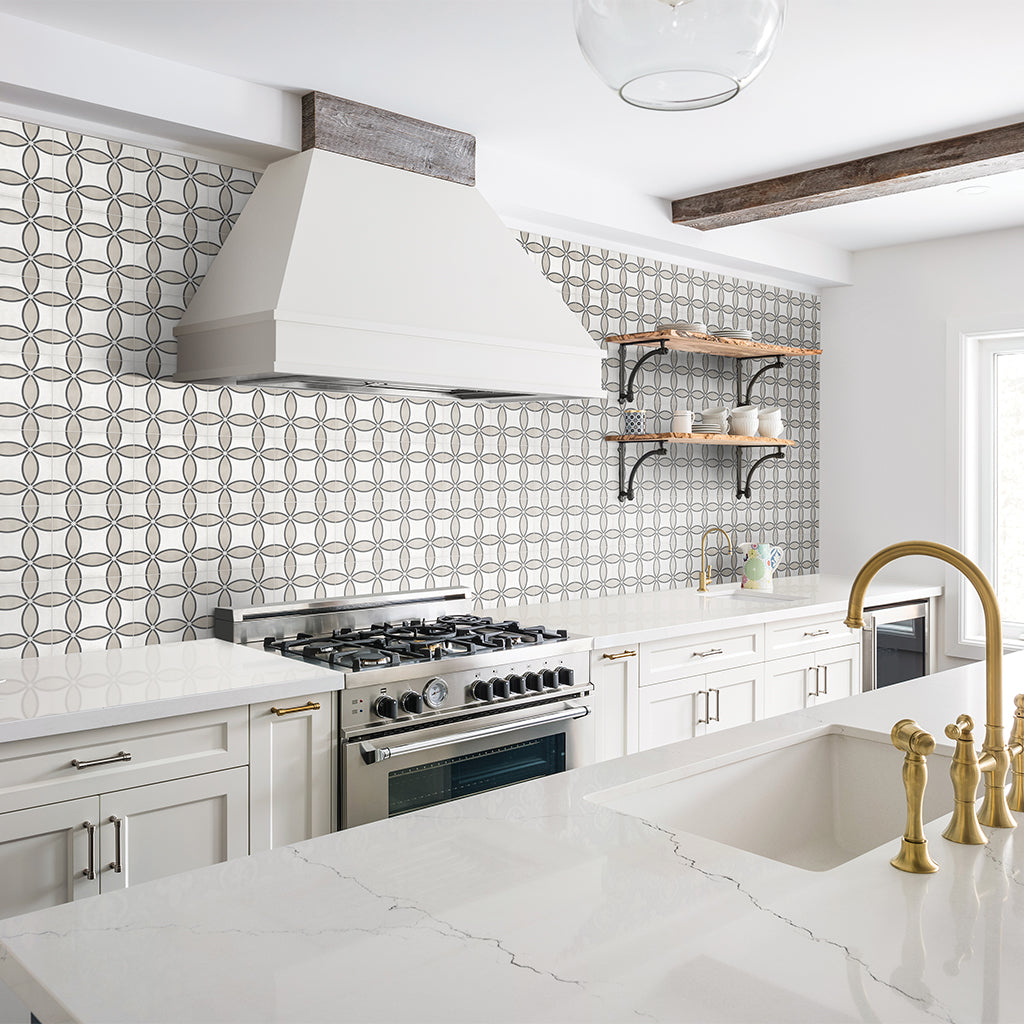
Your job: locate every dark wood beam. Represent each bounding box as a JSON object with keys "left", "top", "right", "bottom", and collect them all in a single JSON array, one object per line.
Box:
[
  {"left": 301, "top": 91, "right": 475, "bottom": 186},
  {"left": 671, "top": 121, "right": 1024, "bottom": 230}
]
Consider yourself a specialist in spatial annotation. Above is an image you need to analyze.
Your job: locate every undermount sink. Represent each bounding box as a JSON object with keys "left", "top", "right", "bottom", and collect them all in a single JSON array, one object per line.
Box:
[
  {"left": 587, "top": 727, "right": 952, "bottom": 872},
  {"left": 700, "top": 588, "right": 801, "bottom": 604}
]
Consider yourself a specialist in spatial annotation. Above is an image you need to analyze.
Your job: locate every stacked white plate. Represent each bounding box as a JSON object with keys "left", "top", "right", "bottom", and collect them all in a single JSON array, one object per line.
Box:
[
  {"left": 691, "top": 421, "right": 723, "bottom": 434},
  {"left": 712, "top": 328, "right": 753, "bottom": 340},
  {"left": 659, "top": 320, "right": 707, "bottom": 335}
]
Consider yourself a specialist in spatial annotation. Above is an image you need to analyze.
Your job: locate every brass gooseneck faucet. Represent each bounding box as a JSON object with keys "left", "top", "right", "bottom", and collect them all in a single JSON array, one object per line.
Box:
[
  {"left": 697, "top": 527, "right": 732, "bottom": 593},
  {"left": 846, "top": 541, "right": 1024, "bottom": 842}
]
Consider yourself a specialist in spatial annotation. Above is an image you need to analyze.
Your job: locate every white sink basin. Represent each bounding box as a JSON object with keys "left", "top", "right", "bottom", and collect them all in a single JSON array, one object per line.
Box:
[{"left": 587, "top": 727, "right": 952, "bottom": 872}]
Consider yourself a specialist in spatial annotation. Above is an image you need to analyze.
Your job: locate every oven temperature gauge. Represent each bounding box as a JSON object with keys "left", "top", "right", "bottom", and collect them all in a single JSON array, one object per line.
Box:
[{"left": 422, "top": 677, "right": 449, "bottom": 709}]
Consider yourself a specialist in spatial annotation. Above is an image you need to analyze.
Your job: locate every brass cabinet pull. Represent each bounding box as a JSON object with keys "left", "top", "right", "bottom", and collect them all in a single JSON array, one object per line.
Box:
[
  {"left": 693, "top": 648, "right": 724, "bottom": 659},
  {"left": 803, "top": 628, "right": 830, "bottom": 637},
  {"left": 71, "top": 750, "right": 132, "bottom": 770},
  {"left": 709, "top": 688, "right": 721, "bottom": 723},
  {"left": 270, "top": 701, "right": 321, "bottom": 717},
  {"left": 82, "top": 821, "right": 96, "bottom": 880},
  {"left": 109, "top": 816, "right": 123, "bottom": 874},
  {"left": 601, "top": 650, "right": 636, "bottom": 661}
]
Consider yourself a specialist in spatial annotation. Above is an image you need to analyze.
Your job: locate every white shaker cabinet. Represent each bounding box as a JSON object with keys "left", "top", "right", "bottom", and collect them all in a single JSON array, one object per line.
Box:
[
  {"left": 762, "top": 645, "right": 860, "bottom": 719},
  {"left": 249, "top": 692, "right": 335, "bottom": 851},
  {"left": 98, "top": 769, "right": 249, "bottom": 892},
  {"left": 0, "top": 707, "right": 249, "bottom": 922},
  {"left": 590, "top": 646, "right": 640, "bottom": 762},
  {"left": 0, "top": 798, "right": 100, "bottom": 919},
  {"left": 638, "top": 664, "right": 765, "bottom": 750}
]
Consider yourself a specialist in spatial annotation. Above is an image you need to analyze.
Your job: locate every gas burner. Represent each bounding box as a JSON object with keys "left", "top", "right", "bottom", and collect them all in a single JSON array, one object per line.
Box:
[{"left": 326, "top": 648, "right": 401, "bottom": 672}]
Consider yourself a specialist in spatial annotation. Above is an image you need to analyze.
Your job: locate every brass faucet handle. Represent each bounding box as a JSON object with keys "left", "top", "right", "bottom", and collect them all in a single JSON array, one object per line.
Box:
[
  {"left": 942, "top": 713, "right": 989, "bottom": 846},
  {"left": 1009, "top": 695, "right": 1024, "bottom": 812},
  {"left": 889, "top": 719, "right": 939, "bottom": 874}
]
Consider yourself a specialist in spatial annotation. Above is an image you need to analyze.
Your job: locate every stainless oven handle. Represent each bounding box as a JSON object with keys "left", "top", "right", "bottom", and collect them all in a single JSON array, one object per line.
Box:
[{"left": 359, "top": 705, "right": 591, "bottom": 764}]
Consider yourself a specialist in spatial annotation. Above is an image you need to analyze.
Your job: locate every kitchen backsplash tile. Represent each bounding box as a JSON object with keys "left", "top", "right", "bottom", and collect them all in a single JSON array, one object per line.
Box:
[{"left": 0, "top": 115, "right": 819, "bottom": 655}]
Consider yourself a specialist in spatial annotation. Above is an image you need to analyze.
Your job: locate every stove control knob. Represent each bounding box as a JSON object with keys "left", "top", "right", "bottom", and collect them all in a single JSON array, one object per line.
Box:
[
  {"left": 556, "top": 667, "right": 575, "bottom": 688},
  {"left": 507, "top": 674, "right": 526, "bottom": 695},
  {"left": 491, "top": 676, "right": 511, "bottom": 698},
  {"left": 373, "top": 695, "right": 399, "bottom": 720},
  {"left": 524, "top": 672, "right": 543, "bottom": 692},
  {"left": 541, "top": 669, "right": 558, "bottom": 689},
  {"left": 472, "top": 679, "right": 494, "bottom": 702},
  {"left": 401, "top": 691, "right": 425, "bottom": 715}
]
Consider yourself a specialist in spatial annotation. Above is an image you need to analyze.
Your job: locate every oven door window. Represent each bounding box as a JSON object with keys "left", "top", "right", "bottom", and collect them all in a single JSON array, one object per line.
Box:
[{"left": 388, "top": 734, "right": 566, "bottom": 817}]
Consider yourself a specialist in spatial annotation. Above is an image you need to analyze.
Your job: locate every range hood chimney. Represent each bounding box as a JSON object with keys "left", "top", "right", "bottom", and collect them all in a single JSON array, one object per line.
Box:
[{"left": 173, "top": 92, "right": 606, "bottom": 403}]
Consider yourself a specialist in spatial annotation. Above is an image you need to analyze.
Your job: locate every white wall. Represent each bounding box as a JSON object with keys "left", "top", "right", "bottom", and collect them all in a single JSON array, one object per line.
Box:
[{"left": 820, "top": 224, "right": 1024, "bottom": 666}]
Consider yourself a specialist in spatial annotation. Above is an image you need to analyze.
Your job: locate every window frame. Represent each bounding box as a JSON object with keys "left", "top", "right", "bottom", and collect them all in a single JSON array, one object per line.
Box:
[{"left": 947, "top": 315, "right": 1024, "bottom": 659}]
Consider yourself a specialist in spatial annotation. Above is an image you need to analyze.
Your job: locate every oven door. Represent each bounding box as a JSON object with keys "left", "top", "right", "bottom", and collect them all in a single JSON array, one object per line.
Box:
[{"left": 342, "top": 698, "right": 594, "bottom": 828}]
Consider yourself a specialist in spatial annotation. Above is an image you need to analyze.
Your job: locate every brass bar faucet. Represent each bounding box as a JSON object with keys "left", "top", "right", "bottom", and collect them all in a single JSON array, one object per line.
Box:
[
  {"left": 942, "top": 715, "right": 989, "bottom": 846},
  {"left": 845, "top": 541, "right": 1022, "bottom": 833},
  {"left": 890, "top": 719, "right": 939, "bottom": 873},
  {"left": 697, "top": 527, "right": 732, "bottom": 593}
]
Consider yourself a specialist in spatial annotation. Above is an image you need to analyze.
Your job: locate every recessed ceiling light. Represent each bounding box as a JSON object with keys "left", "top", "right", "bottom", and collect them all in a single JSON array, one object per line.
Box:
[{"left": 957, "top": 185, "right": 991, "bottom": 196}]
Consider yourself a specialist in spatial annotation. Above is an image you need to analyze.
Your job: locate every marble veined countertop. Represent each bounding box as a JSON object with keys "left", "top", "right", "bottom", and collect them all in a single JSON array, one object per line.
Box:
[
  {"left": 0, "top": 639, "right": 338, "bottom": 742},
  {"left": 492, "top": 573, "right": 942, "bottom": 648},
  {"left": 0, "top": 575, "right": 940, "bottom": 744},
  {"left": 1, "top": 651, "right": 1020, "bottom": 1024}
]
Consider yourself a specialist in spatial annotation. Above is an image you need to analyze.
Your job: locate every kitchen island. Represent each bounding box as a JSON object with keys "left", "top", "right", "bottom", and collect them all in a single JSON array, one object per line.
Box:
[{"left": 1, "top": 651, "right": 1021, "bottom": 1023}]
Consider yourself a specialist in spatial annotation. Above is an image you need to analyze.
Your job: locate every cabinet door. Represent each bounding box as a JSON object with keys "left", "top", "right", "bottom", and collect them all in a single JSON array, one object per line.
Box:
[
  {"left": 704, "top": 664, "right": 765, "bottom": 734},
  {"left": 249, "top": 693, "right": 334, "bottom": 852},
  {"left": 638, "top": 676, "right": 708, "bottom": 751},
  {"left": 99, "top": 767, "right": 248, "bottom": 892},
  {"left": 590, "top": 647, "right": 639, "bottom": 762},
  {"left": 0, "top": 797, "right": 100, "bottom": 920},
  {"left": 812, "top": 645, "right": 861, "bottom": 706},
  {"left": 763, "top": 653, "right": 816, "bottom": 719}
]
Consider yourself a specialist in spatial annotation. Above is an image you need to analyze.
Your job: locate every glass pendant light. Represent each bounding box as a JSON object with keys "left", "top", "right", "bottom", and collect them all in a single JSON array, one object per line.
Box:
[{"left": 574, "top": 0, "right": 786, "bottom": 111}]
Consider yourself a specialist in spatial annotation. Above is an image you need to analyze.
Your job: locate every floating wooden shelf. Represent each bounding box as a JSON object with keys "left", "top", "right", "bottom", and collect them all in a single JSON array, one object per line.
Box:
[
  {"left": 605, "top": 329, "right": 821, "bottom": 360},
  {"left": 604, "top": 432, "right": 796, "bottom": 447}
]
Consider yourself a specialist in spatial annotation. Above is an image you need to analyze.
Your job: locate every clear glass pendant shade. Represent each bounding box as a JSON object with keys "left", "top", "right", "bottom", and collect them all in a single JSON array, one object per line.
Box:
[{"left": 574, "top": 0, "right": 786, "bottom": 110}]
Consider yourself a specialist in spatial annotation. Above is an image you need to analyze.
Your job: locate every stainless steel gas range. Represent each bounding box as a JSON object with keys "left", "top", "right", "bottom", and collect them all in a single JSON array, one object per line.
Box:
[{"left": 214, "top": 589, "right": 594, "bottom": 828}]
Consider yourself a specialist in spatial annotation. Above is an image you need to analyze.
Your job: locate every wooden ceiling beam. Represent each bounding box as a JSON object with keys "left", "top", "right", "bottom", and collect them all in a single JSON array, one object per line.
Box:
[{"left": 671, "top": 121, "right": 1024, "bottom": 230}]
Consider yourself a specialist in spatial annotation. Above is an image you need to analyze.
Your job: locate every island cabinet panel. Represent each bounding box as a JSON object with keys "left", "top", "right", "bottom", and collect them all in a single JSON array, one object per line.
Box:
[
  {"left": 98, "top": 768, "right": 249, "bottom": 893},
  {"left": 249, "top": 692, "right": 335, "bottom": 851},
  {"left": 0, "top": 798, "right": 100, "bottom": 920},
  {"left": 590, "top": 646, "right": 640, "bottom": 762},
  {"left": 811, "top": 645, "right": 860, "bottom": 706},
  {"left": 640, "top": 625, "right": 764, "bottom": 686}
]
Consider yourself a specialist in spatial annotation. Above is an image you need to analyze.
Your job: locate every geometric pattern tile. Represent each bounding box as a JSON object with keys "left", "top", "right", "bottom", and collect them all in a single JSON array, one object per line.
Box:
[{"left": 0, "top": 115, "right": 819, "bottom": 657}]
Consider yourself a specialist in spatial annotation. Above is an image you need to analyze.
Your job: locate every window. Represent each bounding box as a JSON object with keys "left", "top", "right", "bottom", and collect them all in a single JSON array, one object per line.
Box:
[{"left": 949, "top": 320, "right": 1024, "bottom": 657}]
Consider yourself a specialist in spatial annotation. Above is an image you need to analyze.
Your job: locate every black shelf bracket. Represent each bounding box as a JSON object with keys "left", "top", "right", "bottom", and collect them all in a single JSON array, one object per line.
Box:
[
  {"left": 617, "top": 341, "right": 667, "bottom": 405},
  {"left": 735, "top": 446, "right": 786, "bottom": 499},
  {"left": 735, "top": 355, "right": 784, "bottom": 408},
  {"left": 618, "top": 444, "right": 668, "bottom": 502}
]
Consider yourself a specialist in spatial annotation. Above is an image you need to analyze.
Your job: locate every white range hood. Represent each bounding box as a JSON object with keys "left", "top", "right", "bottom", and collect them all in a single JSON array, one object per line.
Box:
[{"left": 173, "top": 147, "right": 606, "bottom": 402}]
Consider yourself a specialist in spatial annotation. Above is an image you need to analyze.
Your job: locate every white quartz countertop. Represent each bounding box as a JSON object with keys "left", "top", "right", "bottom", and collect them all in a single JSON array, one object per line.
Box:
[
  {"left": 1, "top": 651, "right": 1020, "bottom": 1024},
  {"left": 0, "top": 639, "right": 339, "bottom": 742},
  {"left": 491, "top": 572, "right": 942, "bottom": 647}
]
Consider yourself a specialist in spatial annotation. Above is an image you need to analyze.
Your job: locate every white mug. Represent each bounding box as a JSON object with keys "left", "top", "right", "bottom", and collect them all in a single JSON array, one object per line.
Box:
[{"left": 671, "top": 410, "right": 693, "bottom": 433}]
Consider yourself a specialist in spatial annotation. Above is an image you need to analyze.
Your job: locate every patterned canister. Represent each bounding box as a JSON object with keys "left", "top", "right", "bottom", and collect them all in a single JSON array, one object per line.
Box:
[{"left": 623, "top": 408, "right": 648, "bottom": 434}]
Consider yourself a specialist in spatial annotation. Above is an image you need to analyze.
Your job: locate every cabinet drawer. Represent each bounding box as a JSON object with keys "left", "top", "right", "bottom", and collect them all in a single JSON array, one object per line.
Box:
[
  {"left": 0, "top": 708, "right": 249, "bottom": 815},
  {"left": 640, "top": 625, "right": 763, "bottom": 685},
  {"left": 765, "top": 614, "right": 858, "bottom": 658}
]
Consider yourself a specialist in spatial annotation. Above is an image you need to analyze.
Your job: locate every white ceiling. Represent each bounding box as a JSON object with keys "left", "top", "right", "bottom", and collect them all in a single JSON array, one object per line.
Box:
[{"left": 2, "top": 0, "right": 1024, "bottom": 261}]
